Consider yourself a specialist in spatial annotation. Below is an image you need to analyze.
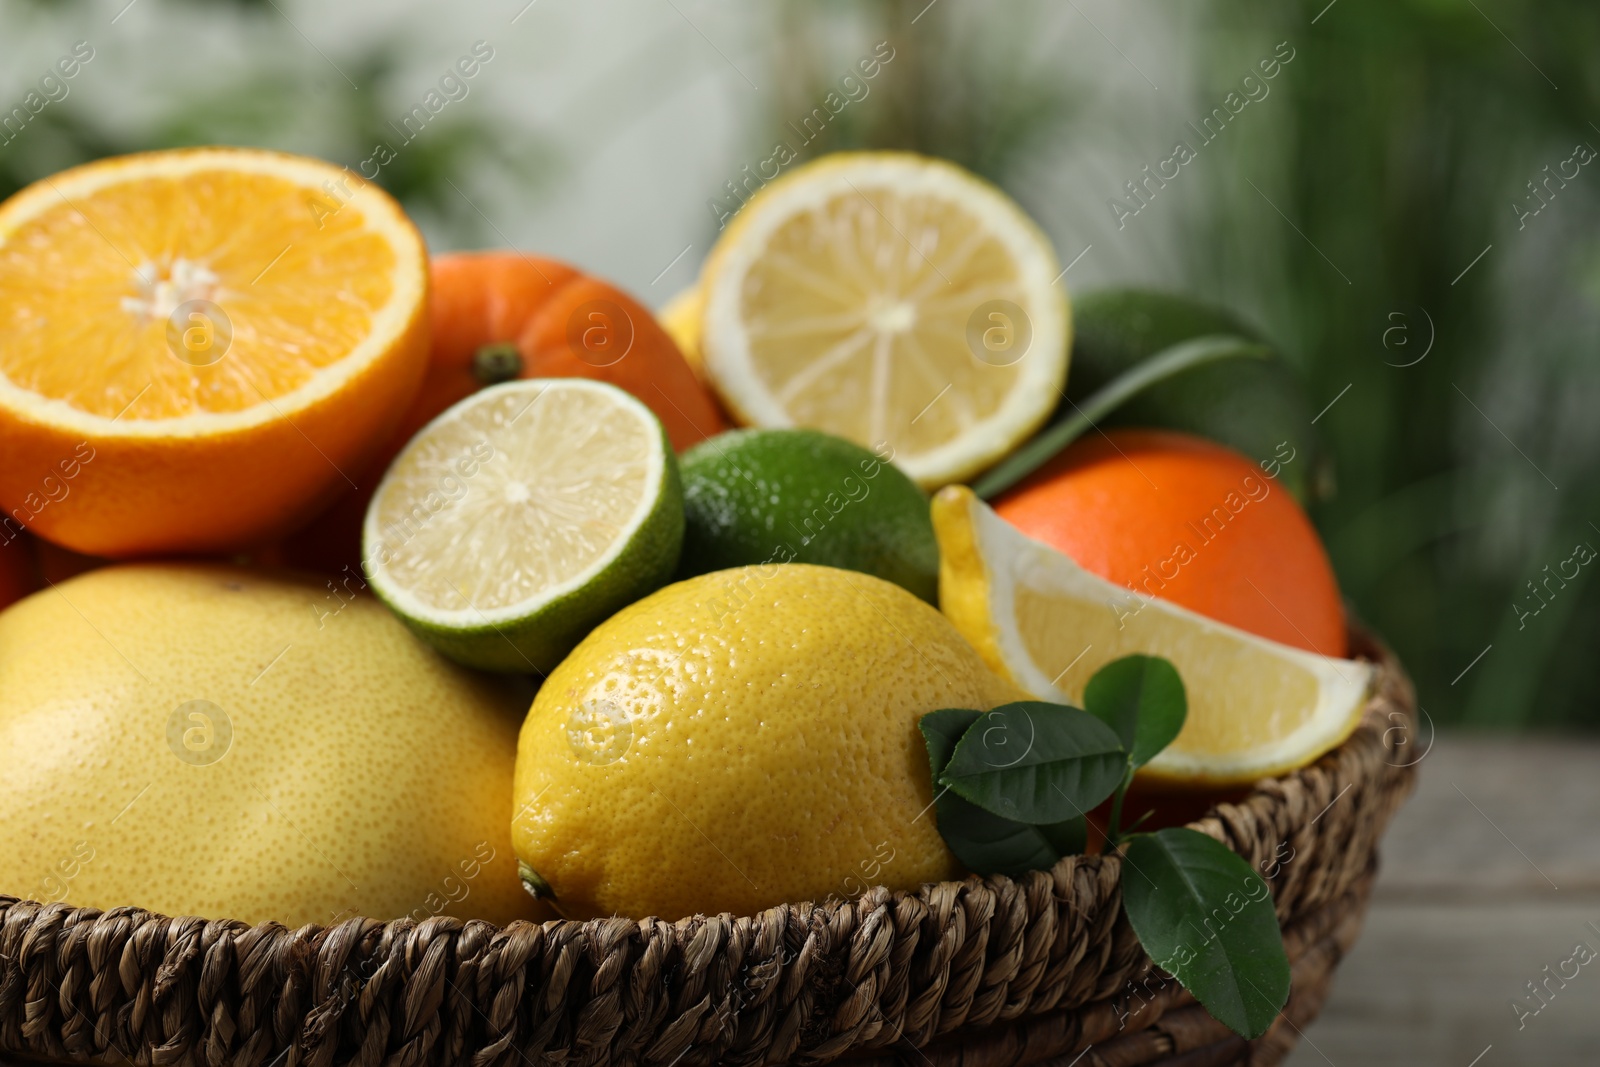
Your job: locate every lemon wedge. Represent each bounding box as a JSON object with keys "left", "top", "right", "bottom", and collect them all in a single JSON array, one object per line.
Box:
[
  {"left": 932, "top": 486, "right": 1372, "bottom": 786},
  {"left": 700, "top": 152, "right": 1069, "bottom": 488}
]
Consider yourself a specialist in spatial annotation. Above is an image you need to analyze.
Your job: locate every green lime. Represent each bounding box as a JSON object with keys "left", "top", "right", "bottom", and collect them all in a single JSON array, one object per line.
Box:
[
  {"left": 362, "top": 378, "right": 683, "bottom": 674},
  {"left": 1066, "top": 288, "right": 1327, "bottom": 502},
  {"left": 678, "top": 429, "right": 938, "bottom": 603}
]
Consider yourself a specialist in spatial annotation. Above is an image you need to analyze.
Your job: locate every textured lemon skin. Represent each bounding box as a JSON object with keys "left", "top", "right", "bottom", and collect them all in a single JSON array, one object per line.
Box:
[
  {"left": 511, "top": 563, "right": 1023, "bottom": 920},
  {"left": 0, "top": 564, "right": 548, "bottom": 927}
]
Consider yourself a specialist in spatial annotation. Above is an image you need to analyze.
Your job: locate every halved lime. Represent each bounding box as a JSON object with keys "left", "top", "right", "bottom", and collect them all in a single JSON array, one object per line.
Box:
[{"left": 362, "top": 379, "right": 683, "bottom": 673}]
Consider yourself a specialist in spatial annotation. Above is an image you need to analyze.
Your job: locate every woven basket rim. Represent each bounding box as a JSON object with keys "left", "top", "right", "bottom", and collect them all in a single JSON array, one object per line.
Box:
[{"left": 0, "top": 626, "right": 1419, "bottom": 1067}]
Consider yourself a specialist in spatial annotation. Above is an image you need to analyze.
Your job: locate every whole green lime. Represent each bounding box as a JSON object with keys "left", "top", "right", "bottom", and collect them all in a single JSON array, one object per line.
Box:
[
  {"left": 1066, "top": 288, "right": 1327, "bottom": 502},
  {"left": 678, "top": 429, "right": 938, "bottom": 603}
]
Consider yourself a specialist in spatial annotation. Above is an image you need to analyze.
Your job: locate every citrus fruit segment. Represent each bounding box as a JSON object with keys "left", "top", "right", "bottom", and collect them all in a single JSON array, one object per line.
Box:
[
  {"left": 700, "top": 152, "right": 1069, "bottom": 489},
  {"left": 932, "top": 486, "right": 1372, "bottom": 786},
  {"left": 363, "top": 378, "right": 683, "bottom": 673},
  {"left": 0, "top": 147, "right": 428, "bottom": 555}
]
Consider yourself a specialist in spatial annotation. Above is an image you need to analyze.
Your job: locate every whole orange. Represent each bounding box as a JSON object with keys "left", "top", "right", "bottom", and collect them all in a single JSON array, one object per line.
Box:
[
  {"left": 424, "top": 252, "right": 727, "bottom": 450},
  {"left": 993, "top": 429, "right": 1346, "bottom": 657},
  {"left": 282, "top": 252, "right": 727, "bottom": 574}
]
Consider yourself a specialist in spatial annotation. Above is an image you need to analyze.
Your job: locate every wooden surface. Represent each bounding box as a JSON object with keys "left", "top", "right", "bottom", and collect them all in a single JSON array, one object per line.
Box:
[{"left": 1284, "top": 734, "right": 1600, "bottom": 1066}]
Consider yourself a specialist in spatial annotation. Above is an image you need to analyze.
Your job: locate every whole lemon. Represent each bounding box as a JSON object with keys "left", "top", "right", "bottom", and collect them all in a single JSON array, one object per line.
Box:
[
  {"left": 0, "top": 564, "right": 544, "bottom": 928},
  {"left": 511, "top": 563, "right": 1023, "bottom": 920}
]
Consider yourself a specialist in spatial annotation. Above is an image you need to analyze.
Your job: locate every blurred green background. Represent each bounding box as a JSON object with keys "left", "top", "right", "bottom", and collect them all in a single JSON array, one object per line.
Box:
[{"left": 2, "top": 0, "right": 1595, "bottom": 729}]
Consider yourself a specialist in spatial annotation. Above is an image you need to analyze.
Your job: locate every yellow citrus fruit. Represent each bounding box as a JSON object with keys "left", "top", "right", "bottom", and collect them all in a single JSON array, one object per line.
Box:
[
  {"left": 0, "top": 564, "right": 545, "bottom": 927},
  {"left": 658, "top": 284, "right": 706, "bottom": 379},
  {"left": 932, "top": 486, "right": 1372, "bottom": 786},
  {"left": 510, "top": 562, "right": 1024, "bottom": 920},
  {"left": 699, "top": 151, "right": 1070, "bottom": 489},
  {"left": 0, "top": 148, "right": 429, "bottom": 557}
]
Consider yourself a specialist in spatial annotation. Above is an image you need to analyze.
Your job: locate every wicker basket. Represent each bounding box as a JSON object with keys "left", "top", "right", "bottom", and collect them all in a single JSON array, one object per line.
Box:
[{"left": 0, "top": 631, "right": 1416, "bottom": 1067}]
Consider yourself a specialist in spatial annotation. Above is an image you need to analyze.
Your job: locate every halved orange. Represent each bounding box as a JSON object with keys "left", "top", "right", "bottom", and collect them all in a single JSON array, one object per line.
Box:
[{"left": 0, "top": 148, "right": 429, "bottom": 556}]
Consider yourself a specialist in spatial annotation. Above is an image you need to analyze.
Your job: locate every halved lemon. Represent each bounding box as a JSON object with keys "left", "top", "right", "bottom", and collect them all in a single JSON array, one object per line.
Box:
[
  {"left": 700, "top": 152, "right": 1069, "bottom": 488},
  {"left": 0, "top": 147, "right": 428, "bottom": 556},
  {"left": 362, "top": 378, "right": 684, "bottom": 674},
  {"left": 932, "top": 486, "right": 1372, "bottom": 785}
]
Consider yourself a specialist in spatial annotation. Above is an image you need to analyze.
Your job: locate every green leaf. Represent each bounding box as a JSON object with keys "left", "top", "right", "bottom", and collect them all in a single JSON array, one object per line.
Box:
[
  {"left": 940, "top": 702, "right": 1126, "bottom": 823},
  {"left": 919, "top": 708, "right": 984, "bottom": 777},
  {"left": 972, "top": 335, "right": 1272, "bottom": 500},
  {"left": 1122, "top": 828, "right": 1291, "bottom": 1039},
  {"left": 1038, "top": 815, "right": 1089, "bottom": 855},
  {"left": 920, "top": 709, "right": 1087, "bottom": 876},
  {"left": 1084, "top": 655, "right": 1188, "bottom": 769},
  {"left": 932, "top": 794, "right": 1086, "bottom": 877}
]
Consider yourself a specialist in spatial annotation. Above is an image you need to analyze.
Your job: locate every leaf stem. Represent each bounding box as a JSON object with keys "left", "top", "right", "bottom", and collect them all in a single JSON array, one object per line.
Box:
[
  {"left": 972, "top": 335, "right": 1273, "bottom": 500},
  {"left": 1104, "top": 766, "right": 1134, "bottom": 849},
  {"left": 1122, "top": 808, "right": 1157, "bottom": 836}
]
